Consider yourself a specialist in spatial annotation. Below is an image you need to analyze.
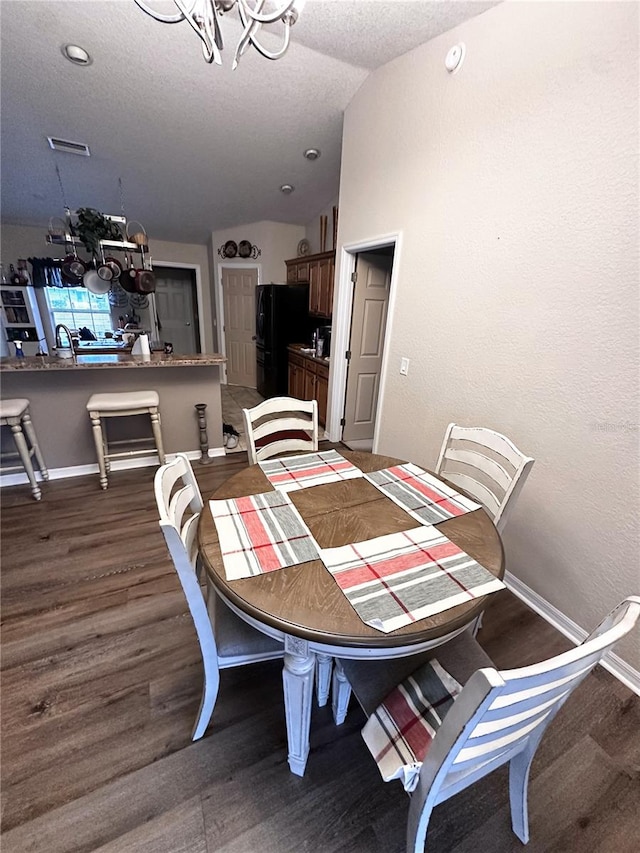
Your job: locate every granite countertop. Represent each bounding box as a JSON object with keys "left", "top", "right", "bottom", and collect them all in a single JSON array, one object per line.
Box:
[
  {"left": 0, "top": 353, "right": 227, "bottom": 372},
  {"left": 288, "top": 343, "right": 331, "bottom": 367}
]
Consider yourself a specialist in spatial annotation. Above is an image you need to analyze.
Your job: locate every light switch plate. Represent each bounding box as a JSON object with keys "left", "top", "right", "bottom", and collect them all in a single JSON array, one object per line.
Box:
[{"left": 400, "top": 357, "right": 410, "bottom": 376}]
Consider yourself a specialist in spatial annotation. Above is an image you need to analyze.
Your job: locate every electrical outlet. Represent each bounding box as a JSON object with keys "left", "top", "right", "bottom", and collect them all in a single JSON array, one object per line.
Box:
[{"left": 400, "top": 357, "right": 410, "bottom": 376}]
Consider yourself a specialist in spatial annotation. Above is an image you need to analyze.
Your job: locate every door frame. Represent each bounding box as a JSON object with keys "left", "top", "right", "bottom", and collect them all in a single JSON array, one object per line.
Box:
[
  {"left": 152, "top": 260, "right": 205, "bottom": 354},
  {"left": 326, "top": 232, "right": 402, "bottom": 449},
  {"left": 216, "top": 262, "right": 262, "bottom": 385}
]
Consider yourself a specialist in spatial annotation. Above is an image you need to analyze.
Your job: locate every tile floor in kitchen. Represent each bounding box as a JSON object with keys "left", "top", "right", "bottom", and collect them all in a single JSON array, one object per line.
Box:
[{"left": 220, "top": 383, "right": 264, "bottom": 454}]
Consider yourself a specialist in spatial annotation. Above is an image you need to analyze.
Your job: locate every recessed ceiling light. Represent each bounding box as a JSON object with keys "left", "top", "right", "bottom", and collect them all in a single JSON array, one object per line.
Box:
[
  {"left": 280, "top": 184, "right": 294, "bottom": 194},
  {"left": 303, "top": 148, "right": 321, "bottom": 161},
  {"left": 62, "top": 44, "right": 92, "bottom": 66}
]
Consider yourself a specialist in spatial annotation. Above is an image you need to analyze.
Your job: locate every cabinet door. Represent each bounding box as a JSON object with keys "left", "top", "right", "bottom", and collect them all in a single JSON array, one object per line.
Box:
[
  {"left": 288, "top": 360, "right": 297, "bottom": 395},
  {"left": 303, "top": 364, "right": 316, "bottom": 401},
  {"left": 317, "top": 258, "right": 333, "bottom": 317},
  {"left": 296, "top": 261, "right": 310, "bottom": 282},
  {"left": 309, "top": 261, "right": 321, "bottom": 315},
  {"left": 316, "top": 365, "right": 329, "bottom": 426},
  {"left": 289, "top": 357, "right": 305, "bottom": 399},
  {"left": 286, "top": 264, "right": 297, "bottom": 283}
]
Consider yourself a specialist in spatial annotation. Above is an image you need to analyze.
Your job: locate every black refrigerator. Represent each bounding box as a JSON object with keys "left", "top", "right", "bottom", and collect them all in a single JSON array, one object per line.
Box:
[{"left": 256, "top": 283, "right": 312, "bottom": 398}]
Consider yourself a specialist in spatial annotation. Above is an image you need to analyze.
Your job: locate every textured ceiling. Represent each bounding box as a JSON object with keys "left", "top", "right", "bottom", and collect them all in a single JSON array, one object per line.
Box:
[{"left": 0, "top": 0, "right": 498, "bottom": 244}]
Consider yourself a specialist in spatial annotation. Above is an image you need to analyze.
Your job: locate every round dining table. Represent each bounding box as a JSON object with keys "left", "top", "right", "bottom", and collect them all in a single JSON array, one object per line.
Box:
[{"left": 198, "top": 450, "right": 504, "bottom": 776}]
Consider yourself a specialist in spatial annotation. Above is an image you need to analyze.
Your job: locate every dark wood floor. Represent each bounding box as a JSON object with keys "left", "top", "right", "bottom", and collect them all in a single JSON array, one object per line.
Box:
[{"left": 1, "top": 455, "right": 639, "bottom": 852}]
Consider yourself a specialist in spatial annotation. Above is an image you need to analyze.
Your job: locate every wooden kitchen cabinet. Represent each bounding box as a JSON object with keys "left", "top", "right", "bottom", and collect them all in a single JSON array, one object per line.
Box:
[
  {"left": 303, "top": 366, "right": 316, "bottom": 402},
  {"left": 315, "top": 362, "right": 329, "bottom": 425},
  {"left": 288, "top": 347, "right": 330, "bottom": 426},
  {"left": 285, "top": 250, "right": 335, "bottom": 319},
  {"left": 288, "top": 352, "right": 306, "bottom": 400}
]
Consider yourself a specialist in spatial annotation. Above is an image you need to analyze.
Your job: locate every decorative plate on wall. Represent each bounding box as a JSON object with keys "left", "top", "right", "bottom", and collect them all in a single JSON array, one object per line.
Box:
[
  {"left": 238, "top": 240, "right": 252, "bottom": 258},
  {"left": 297, "top": 238, "right": 310, "bottom": 257},
  {"left": 223, "top": 240, "right": 237, "bottom": 258}
]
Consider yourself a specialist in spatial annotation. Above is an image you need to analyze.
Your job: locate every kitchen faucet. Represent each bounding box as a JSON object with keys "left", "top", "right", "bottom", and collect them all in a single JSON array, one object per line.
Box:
[{"left": 54, "top": 324, "right": 76, "bottom": 360}]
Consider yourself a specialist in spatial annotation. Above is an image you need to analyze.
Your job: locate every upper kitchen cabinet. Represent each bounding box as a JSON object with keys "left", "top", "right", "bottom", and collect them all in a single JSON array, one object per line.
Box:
[{"left": 286, "top": 250, "right": 335, "bottom": 318}]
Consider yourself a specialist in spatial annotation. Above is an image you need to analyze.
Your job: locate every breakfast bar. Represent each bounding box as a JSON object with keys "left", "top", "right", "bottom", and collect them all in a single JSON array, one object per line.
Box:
[{"left": 0, "top": 353, "right": 226, "bottom": 478}]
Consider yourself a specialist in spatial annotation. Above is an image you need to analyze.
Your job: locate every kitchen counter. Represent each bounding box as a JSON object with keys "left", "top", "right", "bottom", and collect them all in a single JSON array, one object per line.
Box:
[
  {"left": 288, "top": 343, "right": 331, "bottom": 367},
  {"left": 0, "top": 353, "right": 226, "bottom": 371},
  {"left": 1, "top": 353, "right": 226, "bottom": 479}
]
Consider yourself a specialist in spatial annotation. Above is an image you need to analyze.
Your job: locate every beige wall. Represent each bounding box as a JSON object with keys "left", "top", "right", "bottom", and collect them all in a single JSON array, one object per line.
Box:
[
  {"left": 337, "top": 2, "right": 639, "bottom": 667},
  {"left": 0, "top": 224, "right": 216, "bottom": 352},
  {"left": 305, "top": 197, "right": 339, "bottom": 255}
]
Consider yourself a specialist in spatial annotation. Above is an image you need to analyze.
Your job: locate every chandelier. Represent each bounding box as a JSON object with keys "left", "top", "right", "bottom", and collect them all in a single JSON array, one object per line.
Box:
[{"left": 133, "top": 0, "right": 306, "bottom": 68}]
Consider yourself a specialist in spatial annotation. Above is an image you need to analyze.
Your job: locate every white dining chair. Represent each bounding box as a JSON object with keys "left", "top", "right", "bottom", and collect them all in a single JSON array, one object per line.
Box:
[
  {"left": 435, "top": 423, "right": 534, "bottom": 533},
  {"left": 154, "top": 453, "right": 283, "bottom": 740},
  {"left": 334, "top": 596, "right": 640, "bottom": 852},
  {"left": 242, "top": 396, "right": 318, "bottom": 466}
]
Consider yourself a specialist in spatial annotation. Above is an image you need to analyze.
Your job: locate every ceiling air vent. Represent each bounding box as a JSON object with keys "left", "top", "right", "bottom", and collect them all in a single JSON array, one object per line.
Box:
[{"left": 47, "top": 137, "right": 90, "bottom": 156}]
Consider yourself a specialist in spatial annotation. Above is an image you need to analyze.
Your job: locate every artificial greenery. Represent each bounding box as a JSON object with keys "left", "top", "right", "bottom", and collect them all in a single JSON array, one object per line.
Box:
[{"left": 74, "top": 207, "right": 122, "bottom": 256}]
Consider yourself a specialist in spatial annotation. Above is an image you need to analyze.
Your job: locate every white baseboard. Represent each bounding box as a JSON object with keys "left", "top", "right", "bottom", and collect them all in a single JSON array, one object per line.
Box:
[
  {"left": 505, "top": 571, "right": 640, "bottom": 697},
  {"left": 0, "top": 447, "right": 226, "bottom": 487}
]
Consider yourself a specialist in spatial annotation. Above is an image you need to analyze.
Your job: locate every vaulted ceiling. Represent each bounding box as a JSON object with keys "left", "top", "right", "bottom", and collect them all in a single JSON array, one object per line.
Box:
[{"left": 1, "top": 1, "right": 498, "bottom": 243}]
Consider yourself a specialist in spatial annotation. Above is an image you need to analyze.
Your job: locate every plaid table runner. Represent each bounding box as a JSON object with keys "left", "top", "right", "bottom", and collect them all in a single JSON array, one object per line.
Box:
[
  {"left": 361, "top": 658, "right": 462, "bottom": 792},
  {"left": 365, "top": 464, "right": 481, "bottom": 525},
  {"left": 320, "top": 525, "right": 504, "bottom": 633},
  {"left": 209, "top": 491, "right": 320, "bottom": 580},
  {"left": 259, "top": 450, "right": 364, "bottom": 493}
]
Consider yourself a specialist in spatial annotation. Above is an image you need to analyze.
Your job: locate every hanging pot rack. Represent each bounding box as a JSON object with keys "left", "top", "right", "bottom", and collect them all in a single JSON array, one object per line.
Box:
[{"left": 45, "top": 208, "right": 152, "bottom": 265}]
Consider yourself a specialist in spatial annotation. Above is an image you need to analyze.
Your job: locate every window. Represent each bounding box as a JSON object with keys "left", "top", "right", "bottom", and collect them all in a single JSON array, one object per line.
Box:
[{"left": 46, "top": 287, "right": 113, "bottom": 337}]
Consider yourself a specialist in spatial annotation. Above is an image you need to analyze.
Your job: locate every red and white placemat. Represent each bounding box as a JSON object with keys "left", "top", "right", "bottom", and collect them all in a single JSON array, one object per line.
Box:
[
  {"left": 209, "top": 491, "right": 319, "bottom": 580},
  {"left": 365, "top": 464, "right": 481, "bottom": 525},
  {"left": 320, "top": 525, "right": 503, "bottom": 633},
  {"left": 259, "top": 449, "right": 363, "bottom": 492}
]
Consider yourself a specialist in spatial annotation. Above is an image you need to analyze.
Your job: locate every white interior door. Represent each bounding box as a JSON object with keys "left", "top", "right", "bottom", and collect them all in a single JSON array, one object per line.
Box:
[
  {"left": 222, "top": 267, "right": 257, "bottom": 387},
  {"left": 342, "top": 251, "right": 392, "bottom": 443},
  {"left": 152, "top": 269, "right": 198, "bottom": 354}
]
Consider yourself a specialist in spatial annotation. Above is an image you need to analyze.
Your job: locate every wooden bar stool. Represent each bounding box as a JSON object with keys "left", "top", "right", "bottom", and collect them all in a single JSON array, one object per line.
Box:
[
  {"left": 86, "top": 391, "right": 165, "bottom": 490},
  {"left": 0, "top": 398, "right": 49, "bottom": 500}
]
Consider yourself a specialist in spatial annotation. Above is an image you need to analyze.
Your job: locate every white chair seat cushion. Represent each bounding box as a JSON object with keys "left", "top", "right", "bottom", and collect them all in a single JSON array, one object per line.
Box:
[
  {"left": 0, "top": 398, "right": 29, "bottom": 419},
  {"left": 86, "top": 390, "right": 159, "bottom": 412},
  {"left": 211, "top": 593, "right": 283, "bottom": 659},
  {"left": 361, "top": 659, "right": 463, "bottom": 792}
]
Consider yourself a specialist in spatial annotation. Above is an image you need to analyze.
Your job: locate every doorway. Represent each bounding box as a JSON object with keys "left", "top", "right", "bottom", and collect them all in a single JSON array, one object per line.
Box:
[
  {"left": 221, "top": 266, "right": 258, "bottom": 388},
  {"left": 326, "top": 234, "right": 399, "bottom": 449},
  {"left": 151, "top": 266, "right": 200, "bottom": 354},
  {"left": 341, "top": 247, "right": 394, "bottom": 451}
]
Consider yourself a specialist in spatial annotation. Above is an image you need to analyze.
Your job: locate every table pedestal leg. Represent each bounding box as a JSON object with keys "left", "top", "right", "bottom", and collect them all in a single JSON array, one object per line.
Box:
[
  {"left": 315, "top": 653, "right": 332, "bottom": 707},
  {"left": 282, "top": 643, "right": 315, "bottom": 776},
  {"left": 332, "top": 659, "right": 352, "bottom": 725}
]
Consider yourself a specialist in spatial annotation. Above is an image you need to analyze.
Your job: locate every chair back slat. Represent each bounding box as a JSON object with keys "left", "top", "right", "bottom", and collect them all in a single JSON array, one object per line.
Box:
[
  {"left": 243, "top": 396, "right": 319, "bottom": 465},
  {"left": 438, "top": 424, "right": 528, "bottom": 469},
  {"left": 435, "top": 423, "right": 534, "bottom": 531},
  {"left": 439, "top": 471, "right": 503, "bottom": 519},
  {"left": 252, "top": 414, "right": 315, "bottom": 442},
  {"left": 169, "top": 484, "right": 201, "bottom": 543},
  {"left": 443, "top": 447, "right": 513, "bottom": 491},
  {"left": 254, "top": 437, "right": 317, "bottom": 462}
]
